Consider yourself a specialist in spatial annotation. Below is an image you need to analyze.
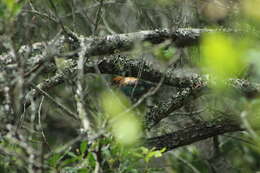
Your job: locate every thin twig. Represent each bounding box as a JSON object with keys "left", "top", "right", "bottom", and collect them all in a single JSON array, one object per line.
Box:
[
  {"left": 93, "top": 0, "right": 104, "bottom": 35},
  {"left": 38, "top": 96, "right": 51, "bottom": 152},
  {"left": 30, "top": 84, "right": 78, "bottom": 120},
  {"left": 22, "top": 10, "right": 58, "bottom": 24}
]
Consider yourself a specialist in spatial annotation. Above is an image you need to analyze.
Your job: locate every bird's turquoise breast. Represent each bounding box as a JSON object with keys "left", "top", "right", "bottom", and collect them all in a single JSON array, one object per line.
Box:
[{"left": 120, "top": 85, "right": 147, "bottom": 98}]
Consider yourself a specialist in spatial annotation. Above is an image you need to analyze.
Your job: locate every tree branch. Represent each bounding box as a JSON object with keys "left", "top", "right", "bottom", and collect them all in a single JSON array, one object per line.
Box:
[
  {"left": 145, "top": 87, "right": 206, "bottom": 128},
  {"left": 22, "top": 56, "right": 260, "bottom": 125},
  {"left": 145, "top": 118, "right": 242, "bottom": 151},
  {"left": 1, "top": 28, "right": 235, "bottom": 71},
  {"left": 83, "top": 28, "right": 224, "bottom": 56},
  {"left": 86, "top": 55, "right": 203, "bottom": 88},
  {"left": 89, "top": 56, "right": 260, "bottom": 98}
]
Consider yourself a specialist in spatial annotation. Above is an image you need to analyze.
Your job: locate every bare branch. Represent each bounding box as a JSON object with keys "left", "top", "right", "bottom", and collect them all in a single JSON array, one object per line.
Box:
[{"left": 145, "top": 118, "right": 242, "bottom": 151}]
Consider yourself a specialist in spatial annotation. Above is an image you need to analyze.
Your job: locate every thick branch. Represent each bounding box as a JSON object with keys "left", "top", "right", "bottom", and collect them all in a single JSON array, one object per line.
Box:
[
  {"left": 83, "top": 28, "right": 224, "bottom": 56},
  {"left": 23, "top": 56, "right": 260, "bottom": 120},
  {"left": 87, "top": 56, "right": 260, "bottom": 126},
  {"left": 145, "top": 87, "right": 206, "bottom": 128},
  {"left": 145, "top": 118, "right": 242, "bottom": 151},
  {"left": 89, "top": 56, "right": 260, "bottom": 97},
  {"left": 229, "top": 79, "right": 260, "bottom": 99},
  {"left": 86, "top": 56, "right": 202, "bottom": 88},
  {"left": 0, "top": 28, "right": 234, "bottom": 72}
]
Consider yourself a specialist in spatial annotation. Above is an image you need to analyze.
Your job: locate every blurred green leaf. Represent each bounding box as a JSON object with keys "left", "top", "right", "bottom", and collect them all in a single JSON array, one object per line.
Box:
[
  {"left": 101, "top": 90, "right": 130, "bottom": 118},
  {"left": 200, "top": 33, "right": 247, "bottom": 89},
  {"left": 78, "top": 168, "right": 89, "bottom": 173},
  {"left": 101, "top": 90, "right": 142, "bottom": 145},
  {"left": 80, "top": 141, "right": 88, "bottom": 155},
  {"left": 67, "top": 151, "right": 78, "bottom": 158},
  {"left": 139, "top": 147, "right": 166, "bottom": 163},
  {"left": 60, "top": 156, "right": 79, "bottom": 167},
  {"left": 154, "top": 45, "right": 176, "bottom": 62},
  {"left": 48, "top": 153, "right": 63, "bottom": 167},
  {"left": 2, "top": 0, "right": 24, "bottom": 19},
  {"left": 86, "top": 153, "right": 96, "bottom": 168}
]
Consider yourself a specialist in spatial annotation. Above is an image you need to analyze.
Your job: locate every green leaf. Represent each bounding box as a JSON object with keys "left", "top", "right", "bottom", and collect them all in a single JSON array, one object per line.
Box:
[
  {"left": 141, "top": 147, "right": 166, "bottom": 163},
  {"left": 154, "top": 46, "right": 175, "bottom": 62},
  {"left": 140, "top": 147, "right": 149, "bottom": 154},
  {"left": 86, "top": 153, "right": 96, "bottom": 168},
  {"left": 61, "top": 157, "right": 79, "bottom": 167},
  {"left": 48, "top": 153, "right": 63, "bottom": 167},
  {"left": 80, "top": 141, "right": 88, "bottom": 154},
  {"left": 67, "top": 152, "right": 78, "bottom": 158}
]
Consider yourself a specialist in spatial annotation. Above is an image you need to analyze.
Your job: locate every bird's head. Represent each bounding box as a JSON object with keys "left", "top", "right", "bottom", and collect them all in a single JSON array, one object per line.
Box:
[
  {"left": 112, "top": 76, "right": 142, "bottom": 98},
  {"left": 112, "top": 76, "right": 138, "bottom": 86}
]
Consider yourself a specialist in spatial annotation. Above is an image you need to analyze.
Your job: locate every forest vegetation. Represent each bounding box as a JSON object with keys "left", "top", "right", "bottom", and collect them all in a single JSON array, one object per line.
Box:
[{"left": 1, "top": 0, "right": 260, "bottom": 172}]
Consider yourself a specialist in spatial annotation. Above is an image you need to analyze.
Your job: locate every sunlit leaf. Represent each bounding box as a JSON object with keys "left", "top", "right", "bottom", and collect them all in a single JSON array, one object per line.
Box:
[
  {"left": 141, "top": 147, "right": 166, "bottom": 163},
  {"left": 111, "top": 113, "right": 141, "bottom": 145},
  {"left": 101, "top": 90, "right": 130, "bottom": 117},
  {"left": 200, "top": 33, "right": 246, "bottom": 89},
  {"left": 140, "top": 146, "right": 149, "bottom": 154},
  {"left": 101, "top": 90, "right": 142, "bottom": 145}
]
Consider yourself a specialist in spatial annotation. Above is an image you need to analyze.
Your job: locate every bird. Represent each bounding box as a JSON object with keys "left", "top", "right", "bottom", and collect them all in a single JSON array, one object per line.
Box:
[{"left": 111, "top": 76, "right": 155, "bottom": 99}]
